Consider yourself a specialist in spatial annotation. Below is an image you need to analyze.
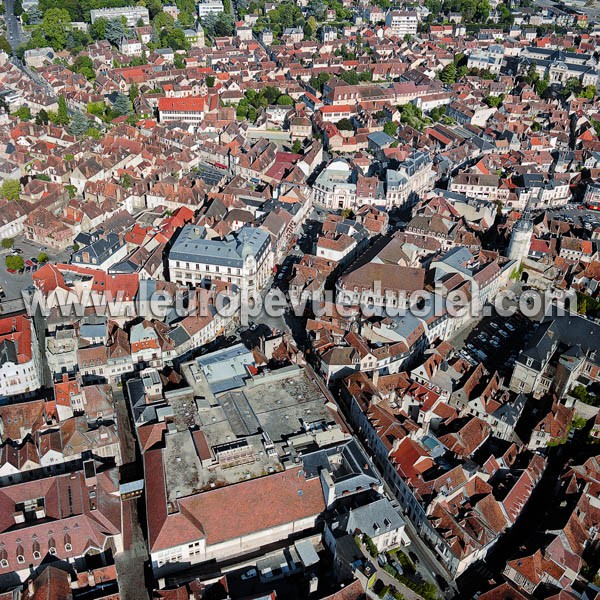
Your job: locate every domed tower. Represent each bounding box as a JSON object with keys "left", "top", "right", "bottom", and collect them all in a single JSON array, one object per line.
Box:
[{"left": 507, "top": 217, "right": 533, "bottom": 263}]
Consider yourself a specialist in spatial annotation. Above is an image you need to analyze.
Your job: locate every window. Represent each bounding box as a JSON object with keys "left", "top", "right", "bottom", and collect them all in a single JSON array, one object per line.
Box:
[
  {"left": 33, "top": 551, "right": 41, "bottom": 560},
  {"left": 65, "top": 543, "right": 72, "bottom": 552},
  {"left": 0, "top": 560, "right": 7, "bottom": 568},
  {"left": 49, "top": 547, "right": 56, "bottom": 555},
  {"left": 17, "top": 555, "right": 24, "bottom": 564}
]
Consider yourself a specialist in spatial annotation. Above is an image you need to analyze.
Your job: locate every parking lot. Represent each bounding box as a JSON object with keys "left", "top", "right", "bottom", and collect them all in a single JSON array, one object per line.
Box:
[
  {"left": 0, "top": 236, "right": 73, "bottom": 302},
  {"left": 455, "top": 310, "right": 535, "bottom": 377},
  {"left": 544, "top": 204, "right": 600, "bottom": 232}
]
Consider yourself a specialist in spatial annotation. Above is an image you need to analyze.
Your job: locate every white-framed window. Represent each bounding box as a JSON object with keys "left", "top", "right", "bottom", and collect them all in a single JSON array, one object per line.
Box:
[
  {"left": 0, "top": 559, "right": 8, "bottom": 568},
  {"left": 16, "top": 555, "right": 24, "bottom": 564}
]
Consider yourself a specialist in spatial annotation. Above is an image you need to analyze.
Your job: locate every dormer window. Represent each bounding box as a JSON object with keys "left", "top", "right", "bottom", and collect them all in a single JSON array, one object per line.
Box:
[
  {"left": 0, "top": 559, "right": 7, "bottom": 568},
  {"left": 49, "top": 547, "right": 56, "bottom": 555},
  {"left": 16, "top": 555, "right": 24, "bottom": 564},
  {"left": 33, "top": 551, "right": 41, "bottom": 560},
  {"left": 64, "top": 543, "right": 72, "bottom": 552}
]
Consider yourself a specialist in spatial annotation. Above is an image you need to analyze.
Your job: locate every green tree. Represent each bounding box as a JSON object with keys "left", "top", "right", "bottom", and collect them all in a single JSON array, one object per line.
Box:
[
  {"left": 72, "top": 55, "right": 95, "bottom": 80},
  {"left": 206, "top": 75, "right": 215, "bottom": 88},
  {"left": 41, "top": 8, "right": 71, "bottom": 50},
  {"left": 35, "top": 109, "right": 49, "bottom": 126},
  {"left": 383, "top": 121, "right": 399, "bottom": 136},
  {"left": 129, "top": 82, "right": 139, "bottom": 102},
  {"left": 337, "top": 118, "right": 353, "bottom": 131},
  {"left": 485, "top": 94, "right": 504, "bottom": 108},
  {"left": 113, "top": 92, "right": 132, "bottom": 116},
  {"left": 37, "top": 252, "right": 49, "bottom": 263},
  {"left": 13, "top": 106, "right": 32, "bottom": 121},
  {"left": 153, "top": 11, "right": 174, "bottom": 29},
  {"left": 5, "top": 255, "right": 24, "bottom": 271},
  {"left": 90, "top": 17, "right": 109, "bottom": 40},
  {"left": 291, "top": 139, "right": 302, "bottom": 153},
  {"left": 1, "top": 238, "right": 14, "bottom": 249},
  {"left": 56, "top": 96, "right": 69, "bottom": 126},
  {"left": 0, "top": 35, "right": 11, "bottom": 54},
  {"left": 69, "top": 111, "right": 89, "bottom": 137},
  {"left": 105, "top": 19, "right": 127, "bottom": 45},
  {"left": 440, "top": 62, "right": 457, "bottom": 84},
  {"left": 121, "top": 173, "right": 133, "bottom": 188},
  {"left": 339, "top": 70, "right": 359, "bottom": 85},
  {"left": 173, "top": 53, "right": 185, "bottom": 69},
  {"left": 579, "top": 85, "right": 597, "bottom": 100},
  {"left": 277, "top": 94, "right": 294, "bottom": 105},
  {"left": 1, "top": 180, "right": 20, "bottom": 201}
]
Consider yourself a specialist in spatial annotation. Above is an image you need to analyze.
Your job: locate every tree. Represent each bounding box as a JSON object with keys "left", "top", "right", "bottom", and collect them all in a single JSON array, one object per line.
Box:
[
  {"left": 1, "top": 238, "right": 14, "bottom": 249},
  {"left": 579, "top": 85, "right": 597, "bottom": 100},
  {"left": 206, "top": 75, "right": 215, "bottom": 88},
  {"left": 161, "top": 27, "right": 189, "bottom": 51},
  {"left": 41, "top": 8, "right": 71, "bottom": 50},
  {"left": 484, "top": 94, "right": 504, "bottom": 108},
  {"left": 5, "top": 255, "right": 24, "bottom": 271},
  {"left": 277, "top": 94, "right": 294, "bottom": 105},
  {"left": 90, "top": 17, "right": 109, "bottom": 41},
  {"left": 173, "top": 53, "right": 185, "bottom": 69},
  {"left": 339, "top": 70, "right": 359, "bottom": 85},
  {"left": 72, "top": 55, "right": 95, "bottom": 80},
  {"left": 37, "top": 252, "right": 49, "bottom": 263},
  {"left": 440, "top": 62, "right": 457, "bottom": 85},
  {"left": 113, "top": 92, "right": 132, "bottom": 116},
  {"left": 129, "top": 82, "right": 140, "bottom": 103},
  {"left": 35, "top": 109, "right": 49, "bottom": 126},
  {"left": 337, "top": 118, "right": 354, "bottom": 131},
  {"left": 69, "top": 111, "right": 89, "bottom": 137},
  {"left": 1, "top": 180, "right": 20, "bottom": 201},
  {"left": 121, "top": 173, "right": 133, "bottom": 188},
  {"left": 13, "top": 106, "right": 32, "bottom": 121},
  {"left": 0, "top": 35, "right": 11, "bottom": 54},
  {"left": 105, "top": 19, "right": 127, "bottom": 45},
  {"left": 153, "top": 12, "right": 175, "bottom": 29},
  {"left": 383, "top": 121, "right": 399, "bottom": 136},
  {"left": 291, "top": 139, "right": 303, "bottom": 154},
  {"left": 56, "top": 96, "right": 69, "bottom": 126},
  {"left": 305, "top": 15, "right": 317, "bottom": 37}
]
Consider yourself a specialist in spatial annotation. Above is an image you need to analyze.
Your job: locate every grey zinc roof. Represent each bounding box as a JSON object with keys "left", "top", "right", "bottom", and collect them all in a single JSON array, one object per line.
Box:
[
  {"left": 345, "top": 498, "right": 405, "bottom": 538},
  {"left": 169, "top": 224, "right": 270, "bottom": 268}
]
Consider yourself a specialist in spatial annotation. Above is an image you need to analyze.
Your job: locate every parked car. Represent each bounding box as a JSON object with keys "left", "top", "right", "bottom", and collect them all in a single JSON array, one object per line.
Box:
[
  {"left": 12, "top": 248, "right": 23, "bottom": 254},
  {"left": 241, "top": 568, "right": 257, "bottom": 580}
]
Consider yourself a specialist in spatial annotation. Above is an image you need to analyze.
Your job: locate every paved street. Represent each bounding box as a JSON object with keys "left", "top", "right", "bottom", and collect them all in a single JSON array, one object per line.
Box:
[{"left": 4, "top": 0, "right": 23, "bottom": 50}]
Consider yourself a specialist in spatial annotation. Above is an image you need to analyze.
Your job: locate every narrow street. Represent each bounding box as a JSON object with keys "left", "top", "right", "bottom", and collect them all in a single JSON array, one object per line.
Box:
[{"left": 113, "top": 385, "right": 150, "bottom": 600}]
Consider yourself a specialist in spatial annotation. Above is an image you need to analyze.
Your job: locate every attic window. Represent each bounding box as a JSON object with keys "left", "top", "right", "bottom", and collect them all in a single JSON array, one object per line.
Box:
[
  {"left": 33, "top": 551, "right": 41, "bottom": 560},
  {"left": 65, "top": 543, "right": 72, "bottom": 552},
  {"left": 49, "top": 547, "right": 56, "bottom": 555},
  {"left": 16, "top": 555, "right": 24, "bottom": 564},
  {"left": 0, "top": 559, "right": 7, "bottom": 568}
]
